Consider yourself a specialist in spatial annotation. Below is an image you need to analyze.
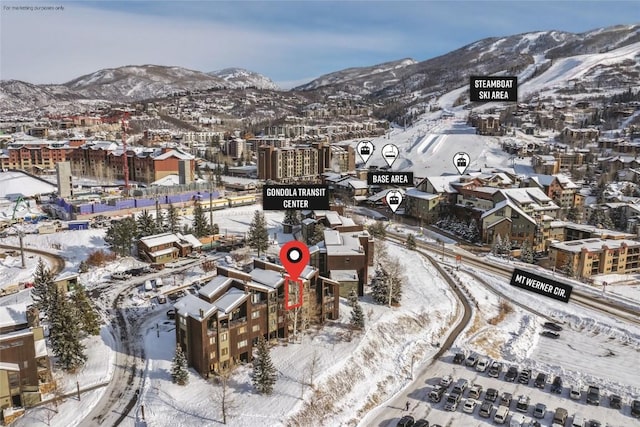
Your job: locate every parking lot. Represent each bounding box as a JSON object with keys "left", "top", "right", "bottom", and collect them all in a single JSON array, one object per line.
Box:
[{"left": 404, "top": 354, "right": 637, "bottom": 427}]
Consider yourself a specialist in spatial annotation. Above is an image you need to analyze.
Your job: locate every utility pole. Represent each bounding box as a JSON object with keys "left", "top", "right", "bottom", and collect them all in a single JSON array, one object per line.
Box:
[{"left": 18, "top": 231, "right": 25, "bottom": 269}]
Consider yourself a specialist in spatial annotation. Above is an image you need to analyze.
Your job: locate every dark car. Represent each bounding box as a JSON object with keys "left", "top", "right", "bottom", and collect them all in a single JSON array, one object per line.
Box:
[
  {"left": 609, "top": 394, "right": 622, "bottom": 409},
  {"left": 587, "top": 420, "right": 601, "bottom": 427},
  {"left": 540, "top": 330, "right": 560, "bottom": 339},
  {"left": 397, "top": 415, "right": 415, "bottom": 427},
  {"left": 534, "top": 372, "right": 547, "bottom": 389},
  {"left": 413, "top": 420, "right": 429, "bottom": 427},
  {"left": 166, "top": 309, "right": 175, "bottom": 319},
  {"left": 453, "top": 352, "right": 466, "bottom": 364},
  {"left": 485, "top": 388, "right": 498, "bottom": 402},
  {"left": 500, "top": 392, "right": 512, "bottom": 407},
  {"left": 543, "top": 322, "right": 563, "bottom": 331},
  {"left": 586, "top": 385, "right": 600, "bottom": 405},
  {"left": 551, "top": 376, "right": 563, "bottom": 394},
  {"left": 479, "top": 401, "right": 493, "bottom": 418},
  {"left": 631, "top": 399, "right": 640, "bottom": 418},
  {"left": 505, "top": 366, "right": 518, "bottom": 382},
  {"left": 518, "top": 369, "right": 531, "bottom": 385},
  {"left": 429, "top": 385, "right": 446, "bottom": 403},
  {"left": 488, "top": 361, "right": 502, "bottom": 378},
  {"left": 533, "top": 402, "right": 546, "bottom": 419}
]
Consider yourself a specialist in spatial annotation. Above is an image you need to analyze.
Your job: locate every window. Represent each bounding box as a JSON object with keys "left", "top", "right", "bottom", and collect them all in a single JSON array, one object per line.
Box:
[
  {"left": 269, "top": 306, "right": 276, "bottom": 314},
  {"left": 252, "top": 324, "right": 260, "bottom": 332},
  {"left": 210, "top": 351, "right": 216, "bottom": 359},
  {"left": 251, "top": 310, "right": 260, "bottom": 319},
  {"left": 209, "top": 336, "right": 215, "bottom": 345},
  {"left": 238, "top": 326, "right": 246, "bottom": 334},
  {"left": 221, "top": 348, "right": 228, "bottom": 356},
  {"left": 220, "top": 332, "right": 228, "bottom": 341},
  {"left": 238, "top": 340, "right": 248, "bottom": 348}
]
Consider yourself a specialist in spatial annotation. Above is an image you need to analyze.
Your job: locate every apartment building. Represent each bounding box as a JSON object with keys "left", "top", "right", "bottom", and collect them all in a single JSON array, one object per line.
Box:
[
  {"left": 549, "top": 238, "right": 640, "bottom": 278},
  {"left": 173, "top": 260, "right": 339, "bottom": 377},
  {"left": 0, "top": 305, "right": 53, "bottom": 415},
  {"left": 0, "top": 140, "right": 72, "bottom": 172},
  {"left": 526, "top": 174, "right": 581, "bottom": 209},
  {"left": 138, "top": 232, "right": 202, "bottom": 264},
  {"left": 257, "top": 145, "right": 319, "bottom": 183}
]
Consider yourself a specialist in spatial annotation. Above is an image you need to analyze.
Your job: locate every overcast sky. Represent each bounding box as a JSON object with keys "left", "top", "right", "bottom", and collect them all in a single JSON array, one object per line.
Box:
[{"left": 1, "top": 1, "right": 637, "bottom": 88}]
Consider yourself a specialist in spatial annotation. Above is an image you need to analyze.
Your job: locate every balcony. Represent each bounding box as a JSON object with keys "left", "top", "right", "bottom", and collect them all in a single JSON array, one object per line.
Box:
[{"left": 230, "top": 316, "right": 247, "bottom": 327}]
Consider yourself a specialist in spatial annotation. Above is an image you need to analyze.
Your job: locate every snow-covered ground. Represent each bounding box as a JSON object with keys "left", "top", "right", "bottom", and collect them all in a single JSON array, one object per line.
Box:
[{"left": 0, "top": 171, "right": 57, "bottom": 199}]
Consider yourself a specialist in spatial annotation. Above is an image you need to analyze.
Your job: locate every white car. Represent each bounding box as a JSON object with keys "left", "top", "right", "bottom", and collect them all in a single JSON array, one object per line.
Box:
[
  {"left": 570, "top": 384, "right": 582, "bottom": 400},
  {"left": 476, "top": 357, "right": 490, "bottom": 372},
  {"left": 440, "top": 374, "right": 453, "bottom": 387},
  {"left": 463, "top": 398, "right": 477, "bottom": 414}
]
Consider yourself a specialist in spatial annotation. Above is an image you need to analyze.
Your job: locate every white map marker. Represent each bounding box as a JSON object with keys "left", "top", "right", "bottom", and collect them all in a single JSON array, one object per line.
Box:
[
  {"left": 385, "top": 190, "right": 403, "bottom": 213},
  {"left": 356, "top": 140, "right": 374, "bottom": 164},
  {"left": 453, "top": 152, "right": 471, "bottom": 175},
  {"left": 382, "top": 144, "right": 399, "bottom": 168}
]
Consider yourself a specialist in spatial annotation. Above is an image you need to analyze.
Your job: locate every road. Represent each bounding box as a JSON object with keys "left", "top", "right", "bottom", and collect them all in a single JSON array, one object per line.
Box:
[{"left": 0, "top": 243, "right": 65, "bottom": 275}]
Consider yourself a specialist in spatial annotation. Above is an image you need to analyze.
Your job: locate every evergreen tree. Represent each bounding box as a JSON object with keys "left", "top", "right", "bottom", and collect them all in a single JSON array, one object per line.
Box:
[
  {"left": 519, "top": 240, "right": 534, "bottom": 264},
  {"left": 562, "top": 258, "right": 575, "bottom": 278},
  {"left": 350, "top": 300, "right": 365, "bottom": 329},
  {"left": 491, "top": 234, "right": 503, "bottom": 256},
  {"left": 252, "top": 336, "right": 276, "bottom": 395},
  {"left": 370, "top": 257, "right": 404, "bottom": 306},
  {"left": 467, "top": 219, "right": 480, "bottom": 243},
  {"left": 283, "top": 209, "right": 301, "bottom": 226},
  {"left": 49, "top": 287, "right": 87, "bottom": 372},
  {"left": 71, "top": 283, "right": 101, "bottom": 336},
  {"left": 406, "top": 233, "right": 416, "bottom": 250},
  {"left": 367, "top": 221, "right": 386, "bottom": 238},
  {"left": 166, "top": 203, "right": 181, "bottom": 234},
  {"left": 347, "top": 287, "right": 358, "bottom": 307},
  {"left": 171, "top": 344, "right": 189, "bottom": 385},
  {"left": 136, "top": 209, "right": 157, "bottom": 238},
  {"left": 307, "top": 223, "right": 326, "bottom": 246},
  {"left": 566, "top": 207, "right": 580, "bottom": 222},
  {"left": 104, "top": 217, "right": 137, "bottom": 256},
  {"left": 502, "top": 236, "right": 512, "bottom": 257},
  {"left": 248, "top": 211, "right": 269, "bottom": 257},
  {"left": 31, "top": 258, "right": 56, "bottom": 316},
  {"left": 192, "top": 202, "right": 211, "bottom": 238}
]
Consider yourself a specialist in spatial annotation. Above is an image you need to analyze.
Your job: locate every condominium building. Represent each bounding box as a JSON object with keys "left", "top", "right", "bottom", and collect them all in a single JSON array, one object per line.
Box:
[
  {"left": 549, "top": 238, "right": 640, "bottom": 278},
  {"left": 0, "top": 140, "right": 72, "bottom": 172},
  {"left": 173, "top": 259, "right": 339, "bottom": 377}
]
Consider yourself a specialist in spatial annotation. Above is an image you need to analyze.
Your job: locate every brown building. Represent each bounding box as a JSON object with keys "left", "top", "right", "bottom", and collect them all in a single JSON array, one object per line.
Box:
[
  {"left": 0, "top": 305, "right": 53, "bottom": 416},
  {"left": 138, "top": 232, "right": 202, "bottom": 264},
  {"left": 549, "top": 238, "right": 640, "bottom": 278},
  {"left": 173, "top": 260, "right": 339, "bottom": 377},
  {"left": 0, "top": 140, "right": 73, "bottom": 172},
  {"left": 70, "top": 143, "right": 195, "bottom": 184}
]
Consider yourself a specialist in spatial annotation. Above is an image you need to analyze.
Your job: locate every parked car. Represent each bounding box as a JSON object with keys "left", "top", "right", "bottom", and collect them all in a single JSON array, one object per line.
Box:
[
  {"left": 586, "top": 385, "right": 600, "bottom": 405},
  {"left": 505, "top": 366, "right": 518, "bottom": 382},
  {"left": 452, "top": 378, "right": 468, "bottom": 396},
  {"left": 444, "top": 394, "right": 459, "bottom": 411},
  {"left": 494, "top": 405, "right": 510, "bottom": 424},
  {"left": 570, "top": 384, "right": 582, "bottom": 400},
  {"left": 111, "top": 271, "right": 131, "bottom": 280},
  {"left": 144, "top": 280, "right": 154, "bottom": 292},
  {"left": 429, "top": 385, "right": 446, "bottom": 402},
  {"left": 463, "top": 398, "right": 477, "bottom": 414},
  {"left": 476, "top": 357, "right": 490, "bottom": 372},
  {"left": 631, "top": 399, "right": 640, "bottom": 418},
  {"left": 572, "top": 413, "right": 586, "bottom": 427},
  {"left": 485, "top": 388, "right": 499, "bottom": 402},
  {"left": 541, "top": 330, "right": 560, "bottom": 339},
  {"left": 500, "top": 392, "right": 512, "bottom": 407},
  {"left": 534, "top": 373, "right": 547, "bottom": 389},
  {"left": 413, "top": 420, "right": 429, "bottom": 427},
  {"left": 587, "top": 420, "right": 601, "bottom": 427},
  {"left": 518, "top": 369, "right": 531, "bottom": 385},
  {"left": 453, "top": 352, "right": 466, "bottom": 364},
  {"left": 156, "top": 294, "right": 167, "bottom": 304},
  {"left": 510, "top": 413, "right": 527, "bottom": 427},
  {"left": 166, "top": 309, "right": 175, "bottom": 319},
  {"left": 439, "top": 375, "right": 453, "bottom": 387},
  {"left": 488, "top": 361, "right": 503, "bottom": 378},
  {"left": 468, "top": 384, "right": 483, "bottom": 399},
  {"left": 397, "top": 415, "right": 415, "bottom": 427},
  {"left": 543, "top": 322, "right": 563, "bottom": 331},
  {"left": 465, "top": 354, "right": 479, "bottom": 367},
  {"left": 553, "top": 407, "right": 568, "bottom": 425},
  {"left": 533, "top": 403, "right": 546, "bottom": 418},
  {"left": 479, "top": 401, "right": 493, "bottom": 418},
  {"left": 609, "top": 394, "right": 622, "bottom": 409},
  {"left": 516, "top": 395, "right": 530, "bottom": 412}
]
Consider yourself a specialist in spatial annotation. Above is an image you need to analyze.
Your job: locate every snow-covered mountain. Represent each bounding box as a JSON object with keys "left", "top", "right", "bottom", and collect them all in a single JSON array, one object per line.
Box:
[
  {"left": 295, "top": 24, "right": 640, "bottom": 101},
  {"left": 208, "top": 67, "right": 279, "bottom": 91},
  {"left": 63, "top": 65, "right": 228, "bottom": 101}
]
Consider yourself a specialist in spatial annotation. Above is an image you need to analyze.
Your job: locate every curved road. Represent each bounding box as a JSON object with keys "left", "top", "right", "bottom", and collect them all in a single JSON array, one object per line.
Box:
[{"left": 0, "top": 243, "right": 65, "bottom": 276}]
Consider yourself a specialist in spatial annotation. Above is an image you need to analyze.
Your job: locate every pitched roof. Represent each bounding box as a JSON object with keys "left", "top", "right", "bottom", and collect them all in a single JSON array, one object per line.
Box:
[
  {"left": 199, "top": 276, "right": 235, "bottom": 300},
  {"left": 174, "top": 294, "right": 217, "bottom": 320},
  {"left": 213, "top": 287, "right": 247, "bottom": 314},
  {"left": 481, "top": 199, "right": 536, "bottom": 226}
]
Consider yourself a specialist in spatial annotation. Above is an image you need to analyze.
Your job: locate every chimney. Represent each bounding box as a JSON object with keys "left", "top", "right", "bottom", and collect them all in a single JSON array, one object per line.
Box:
[{"left": 199, "top": 308, "right": 204, "bottom": 318}]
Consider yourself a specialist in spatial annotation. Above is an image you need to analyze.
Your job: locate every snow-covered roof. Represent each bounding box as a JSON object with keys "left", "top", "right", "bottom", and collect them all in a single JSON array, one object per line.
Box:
[
  {"left": 249, "top": 268, "right": 284, "bottom": 289},
  {"left": 151, "top": 174, "right": 180, "bottom": 187},
  {"left": 177, "top": 233, "right": 202, "bottom": 248},
  {"left": 481, "top": 199, "right": 536, "bottom": 226},
  {"left": 330, "top": 270, "right": 359, "bottom": 282},
  {"left": 425, "top": 175, "right": 460, "bottom": 193},
  {"left": 0, "top": 171, "right": 57, "bottom": 198},
  {"left": 405, "top": 188, "right": 438, "bottom": 201},
  {"left": 0, "top": 304, "right": 28, "bottom": 329},
  {"left": 0, "top": 362, "right": 20, "bottom": 372},
  {"left": 174, "top": 294, "right": 217, "bottom": 320},
  {"left": 139, "top": 233, "right": 181, "bottom": 248},
  {"left": 500, "top": 187, "right": 553, "bottom": 206},
  {"left": 324, "top": 230, "right": 366, "bottom": 257},
  {"left": 551, "top": 238, "right": 640, "bottom": 253},
  {"left": 367, "top": 188, "right": 405, "bottom": 202},
  {"left": 213, "top": 287, "right": 247, "bottom": 314},
  {"left": 34, "top": 339, "right": 47, "bottom": 358},
  {"left": 199, "top": 276, "right": 235, "bottom": 300},
  {"left": 149, "top": 247, "right": 178, "bottom": 258},
  {"left": 153, "top": 149, "right": 194, "bottom": 161}
]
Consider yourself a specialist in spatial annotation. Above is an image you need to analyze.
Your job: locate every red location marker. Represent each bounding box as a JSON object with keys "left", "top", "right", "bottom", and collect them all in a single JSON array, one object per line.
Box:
[{"left": 279, "top": 240, "right": 310, "bottom": 281}]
